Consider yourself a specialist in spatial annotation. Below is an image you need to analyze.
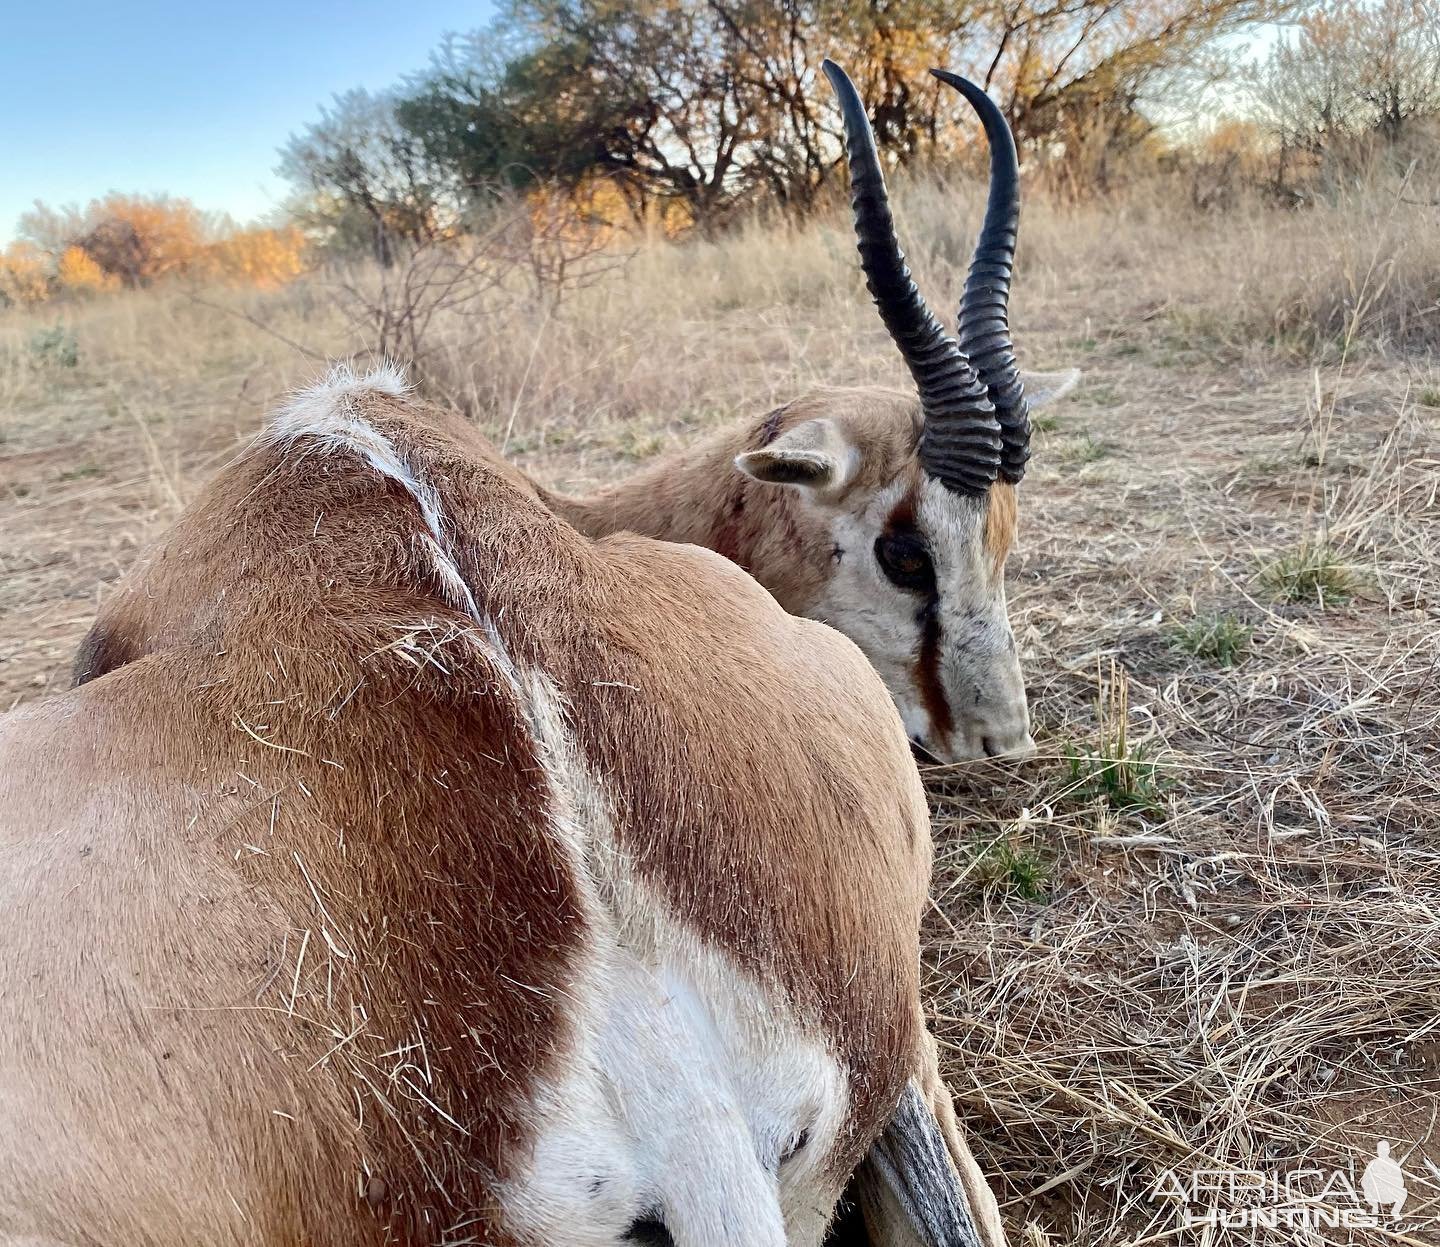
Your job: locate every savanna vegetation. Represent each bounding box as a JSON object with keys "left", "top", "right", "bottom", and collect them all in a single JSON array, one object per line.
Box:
[
  {"left": 2, "top": 0, "right": 1438, "bottom": 1242},
  {"left": 0, "top": 195, "right": 306, "bottom": 306}
]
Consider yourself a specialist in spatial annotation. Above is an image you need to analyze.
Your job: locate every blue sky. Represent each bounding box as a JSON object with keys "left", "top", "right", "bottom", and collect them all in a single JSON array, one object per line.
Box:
[{"left": 1, "top": 1, "right": 494, "bottom": 244}]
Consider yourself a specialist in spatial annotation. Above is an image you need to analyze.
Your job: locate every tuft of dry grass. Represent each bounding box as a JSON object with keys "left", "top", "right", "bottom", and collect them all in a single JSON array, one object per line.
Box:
[{"left": 2, "top": 171, "right": 1438, "bottom": 1245}]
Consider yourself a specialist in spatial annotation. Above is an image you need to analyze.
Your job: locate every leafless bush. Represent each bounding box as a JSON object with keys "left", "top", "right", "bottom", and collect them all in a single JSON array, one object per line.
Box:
[
  {"left": 329, "top": 185, "right": 631, "bottom": 409},
  {"left": 491, "top": 189, "right": 634, "bottom": 310},
  {"left": 333, "top": 233, "right": 507, "bottom": 376},
  {"left": 1256, "top": 0, "right": 1440, "bottom": 192}
]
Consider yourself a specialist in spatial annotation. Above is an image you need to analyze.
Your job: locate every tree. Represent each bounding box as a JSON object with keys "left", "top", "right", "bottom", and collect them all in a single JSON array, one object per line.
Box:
[
  {"left": 396, "top": 29, "right": 602, "bottom": 198},
  {"left": 1353, "top": 0, "right": 1440, "bottom": 139},
  {"left": 1256, "top": 0, "right": 1440, "bottom": 165},
  {"left": 0, "top": 243, "right": 50, "bottom": 307},
  {"left": 505, "top": 0, "right": 1296, "bottom": 208},
  {"left": 17, "top": 195, "right": 209, "bottom": 288},
  {"left": 56, "top": 246, "right": 118, "bottom": 296},
  {"left": 9, "top": 196, "right": 308, "bottom": 301},
  {"left": 397, "top": 4, "right": 817, "bottom": 229},
  {"left": 282, "top": 0, "right": 1295, "bottom": 240},
  {"left": 200, "top": 226, "right": 309, "bottom": 288},
  {"left": 278, "top": 89, "right": 454, "bottom": 265}
]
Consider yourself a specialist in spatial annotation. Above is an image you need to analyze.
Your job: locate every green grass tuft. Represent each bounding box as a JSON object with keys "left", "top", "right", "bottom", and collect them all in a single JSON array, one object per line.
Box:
[
  {"left": 29, "top": 325, "right": 80, "bottom": 369},
  {"left": 971, "top": 837, "right": 1051, "bottom": 900},
  {"left": 1065, "top": 741, "right": 1168, "bottom": 816},
  {"left": 1169, "top": 613, "right": 1251, "bottom": 666},
  {"left": 1057, "top": 432, "right": 1109, "bottom": 465},
  {"left": 1063, "top": 664, "right": 1170, "bottom": 817},
  {"left": 1258, "top": 542, "right": 1357, "bottom": 606},
  {"left": 56, "top": 462, "right": 103, "bottom": 482}
]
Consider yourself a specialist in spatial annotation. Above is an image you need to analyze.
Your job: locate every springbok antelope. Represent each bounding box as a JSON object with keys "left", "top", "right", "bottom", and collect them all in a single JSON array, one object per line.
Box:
[
  {"left": 535, "top": 61, "right": 1077, "bottom": 765},
  {"left": 0, "top": 363, "right": 1010, "bottom": 1244}
]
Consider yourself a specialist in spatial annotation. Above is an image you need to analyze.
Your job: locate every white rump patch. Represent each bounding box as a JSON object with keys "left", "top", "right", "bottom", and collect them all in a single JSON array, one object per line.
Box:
[
  {"left": 264, "top": 364, "right": 853, "bottom": 1242},
  {"left": 264, "top": 361, "right": 479, "bottom": 619},
  {"left": 489, "top": 661, "right": 849, "bottom": 1247}
]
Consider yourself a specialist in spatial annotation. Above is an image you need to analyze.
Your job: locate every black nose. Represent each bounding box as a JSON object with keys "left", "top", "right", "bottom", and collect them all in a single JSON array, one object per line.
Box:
[{"left": 909, "top": 735, "right": 941, "bottom": 764}]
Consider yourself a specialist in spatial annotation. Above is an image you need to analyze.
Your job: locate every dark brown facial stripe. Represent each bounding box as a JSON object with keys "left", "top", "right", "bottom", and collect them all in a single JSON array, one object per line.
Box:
[
  {"left": 884, "top": 491, "right": 917, "bottom": 533},
  {"left": 915, "top": 602, "right": 954, "bottom": 743},
  {"left": 882, "top": 491, "right": 954, "bottom": 746}
]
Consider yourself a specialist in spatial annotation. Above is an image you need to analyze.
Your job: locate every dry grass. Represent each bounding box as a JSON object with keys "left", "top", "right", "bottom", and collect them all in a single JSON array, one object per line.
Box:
[{"left": 2, "top": 176, "right": 1438, "bottom": 1244}]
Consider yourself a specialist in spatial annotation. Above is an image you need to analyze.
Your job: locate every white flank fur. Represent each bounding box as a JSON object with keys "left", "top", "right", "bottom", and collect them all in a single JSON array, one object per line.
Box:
[{"left": 484, "top": 649, "right": 849, "bottom": 1247}]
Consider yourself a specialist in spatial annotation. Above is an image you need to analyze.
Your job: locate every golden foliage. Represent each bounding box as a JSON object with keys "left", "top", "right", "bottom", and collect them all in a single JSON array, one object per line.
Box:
[
  {"left": 200, "top": 227, "right": 308, "bottom": 289},
  {"left": 74, "top": 194, "right": 209, "bottom": 286},
  {"left": 56, "top": 246, "right": 119, "bottom": 296},
  {"left": 0, "top": 243, "right": 51, "bottom": 307},
  {"left": 8, "top": 197, "right": 309, "bottom": 306}
]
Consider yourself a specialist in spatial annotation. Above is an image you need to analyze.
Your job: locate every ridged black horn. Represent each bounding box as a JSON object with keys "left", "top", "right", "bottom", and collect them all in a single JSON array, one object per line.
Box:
[
  {"left": 931, "top": 68, "right": 1030, "bottom": 483},
  {"left": 822, "top": 58, "right": 1001, "bottom": 497}
]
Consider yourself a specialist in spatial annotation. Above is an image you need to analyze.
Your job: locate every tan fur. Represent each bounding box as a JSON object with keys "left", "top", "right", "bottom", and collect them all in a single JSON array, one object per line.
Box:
[
  {"left": 538, "top": 389, "right": 917, "bottom": 615},
  {"left": 983, "top": 481, "right": 1018, "bottom": 575},
  {"left": 0, "top": 377, "right": 1001, "bottom": 1244},
  {"left": 540, "top": 385, "right": 1036, "bottom": 763}
]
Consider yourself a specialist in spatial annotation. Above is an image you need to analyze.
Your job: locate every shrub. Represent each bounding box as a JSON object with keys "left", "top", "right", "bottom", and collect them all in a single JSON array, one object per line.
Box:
[
  {"left": 56, "top": 246, "right": 118, "bottom": 296},
  {"left": 29, "top": 325, "right": 79, "bottom": 369},
  {"left": 0, "top": 243, "right": 50, "bottom": 307}
]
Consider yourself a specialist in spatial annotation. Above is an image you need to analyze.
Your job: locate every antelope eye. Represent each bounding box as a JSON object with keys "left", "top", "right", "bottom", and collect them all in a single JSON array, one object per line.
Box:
[{"left": 874, "top": 530, "right": 935, "bottom": 593}]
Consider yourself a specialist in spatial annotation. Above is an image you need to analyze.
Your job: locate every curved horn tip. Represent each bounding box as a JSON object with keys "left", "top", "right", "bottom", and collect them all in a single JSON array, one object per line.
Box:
[
  {"left": 822, "top": 59, "right": 866, "bottom": 114},
  {"left": 827, "top": 52, "right": 1002, "bottom": 484},
  {"left": 929, "top": 67, "right": 979, "bottom": 92},
  {"left": 930, "top": 68, "right": 1007, "bottom": 120},
  {"left": 932, "top": 64, "right": 1030, "bottom": 477}
]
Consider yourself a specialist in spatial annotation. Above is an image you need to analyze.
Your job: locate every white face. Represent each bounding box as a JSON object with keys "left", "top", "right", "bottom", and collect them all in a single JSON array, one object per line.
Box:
[
  {"left": 808, "top": 473, "right": 1034, "bottom": 763},
  {"left": 735, "top": 392, "right": 1079, "bottom": 765}
]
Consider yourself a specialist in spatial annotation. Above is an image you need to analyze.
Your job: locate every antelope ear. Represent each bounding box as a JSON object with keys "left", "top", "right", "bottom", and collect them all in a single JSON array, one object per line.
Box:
[
  {"left": 734, "top": 418, "right": 859, "bottom": 493},
  {"left": 1023, "top": 368, "right": 1081, "bottom": 409}
]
